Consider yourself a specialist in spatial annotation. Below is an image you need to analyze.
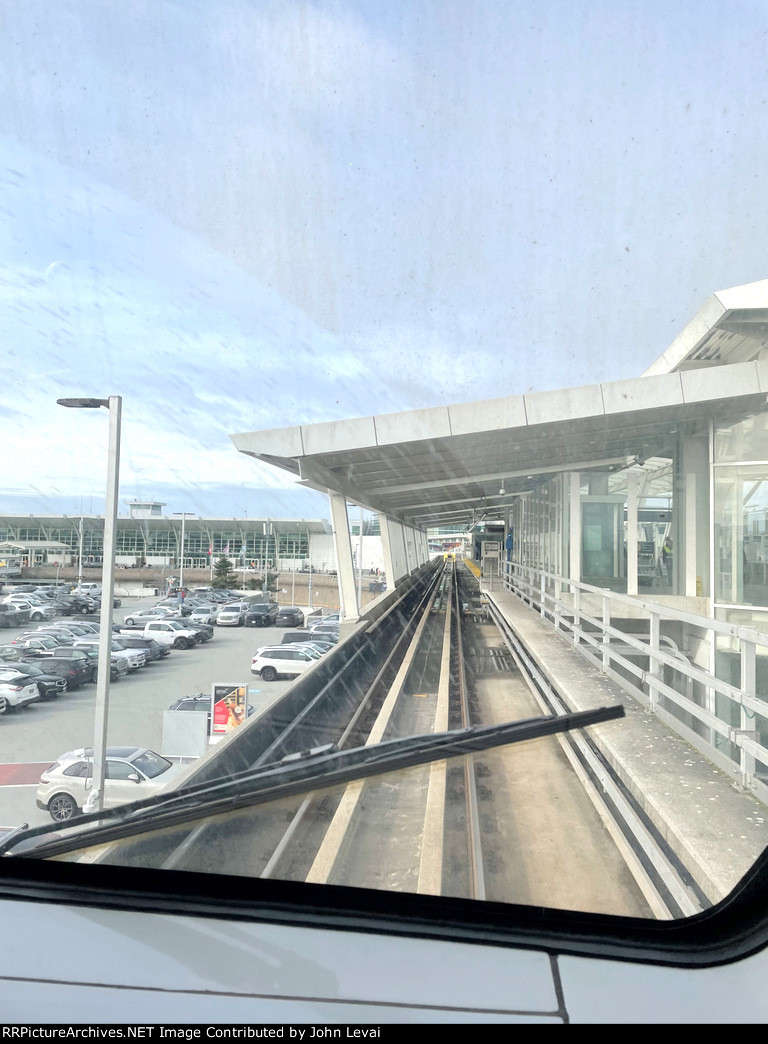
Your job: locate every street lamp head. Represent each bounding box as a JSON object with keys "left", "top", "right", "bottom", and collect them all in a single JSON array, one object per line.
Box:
[{"left": 57, "top": 397, "right": 110, "bottom": 409}]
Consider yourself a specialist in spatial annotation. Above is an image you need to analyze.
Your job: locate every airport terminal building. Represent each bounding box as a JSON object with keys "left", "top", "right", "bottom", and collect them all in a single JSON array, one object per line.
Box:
[{"left": 0, "top": 503, "right": 385, "bottom": 576}]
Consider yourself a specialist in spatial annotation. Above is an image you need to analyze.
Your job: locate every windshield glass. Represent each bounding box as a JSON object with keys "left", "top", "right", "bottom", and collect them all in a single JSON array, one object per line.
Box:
[{"left": 131, "top": 750, "right": 173, "bottom": 779}]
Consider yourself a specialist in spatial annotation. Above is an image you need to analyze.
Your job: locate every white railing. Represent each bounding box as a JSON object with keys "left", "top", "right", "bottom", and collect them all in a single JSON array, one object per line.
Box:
[{"left": 498, "top": 561, "right": 768, "bottom": 803}]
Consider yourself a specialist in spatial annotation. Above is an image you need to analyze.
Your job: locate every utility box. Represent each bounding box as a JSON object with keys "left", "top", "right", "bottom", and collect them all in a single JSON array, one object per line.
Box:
[{"left": 162, "top": 710, "right": 208, "bottom": 758}]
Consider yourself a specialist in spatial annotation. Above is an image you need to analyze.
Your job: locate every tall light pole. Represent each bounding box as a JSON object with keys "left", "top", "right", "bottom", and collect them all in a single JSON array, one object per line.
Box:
[
  {"left": 57, "top": 396, "right": 122, "bottom": 815},
  {"left": 173, "top": 512, "right": 194, "bottom": 593},
  {"left": 77, "top": 515, "right": 84, "bottom": 588}
]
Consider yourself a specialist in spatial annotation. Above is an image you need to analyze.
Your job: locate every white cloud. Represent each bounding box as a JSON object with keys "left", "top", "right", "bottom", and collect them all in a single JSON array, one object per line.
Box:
[{"left": 0, "top": 137, "right": 401, "bottom": 505}]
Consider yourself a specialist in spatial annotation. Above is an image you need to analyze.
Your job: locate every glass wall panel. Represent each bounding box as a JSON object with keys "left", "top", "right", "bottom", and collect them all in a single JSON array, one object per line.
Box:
[
  {"left": 715, "top": 412, "right": 768, "bottom": 463},
  {"left": 714, "top": 465, "right": 768, "bottom": 607},
  {"left": 580, "top": 471, "right": 627, "bottom": 593}
]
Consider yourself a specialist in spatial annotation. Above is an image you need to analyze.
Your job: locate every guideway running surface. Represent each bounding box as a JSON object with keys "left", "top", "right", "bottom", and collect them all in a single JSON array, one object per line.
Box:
[{"left": 17, "top": 561, "right": 663, "bottom": 920}]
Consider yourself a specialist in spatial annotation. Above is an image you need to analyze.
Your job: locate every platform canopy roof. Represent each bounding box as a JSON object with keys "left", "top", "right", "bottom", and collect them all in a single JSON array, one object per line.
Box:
[
  {"left": 231, "top": 358, "right": 768, "bottom": 530},
  {"left": 643, "top": 278, "right": 768, "bottom": 377}
]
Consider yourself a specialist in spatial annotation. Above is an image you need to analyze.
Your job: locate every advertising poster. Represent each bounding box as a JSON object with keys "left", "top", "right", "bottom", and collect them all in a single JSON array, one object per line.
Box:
[{"left": 211, "top": 683, "right": 248, "bottom": 736}]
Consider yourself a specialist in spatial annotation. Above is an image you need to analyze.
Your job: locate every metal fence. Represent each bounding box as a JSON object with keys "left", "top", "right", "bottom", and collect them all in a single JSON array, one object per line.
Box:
[{"left": 500, "top": 561, "right": 768, "bottom": 805}]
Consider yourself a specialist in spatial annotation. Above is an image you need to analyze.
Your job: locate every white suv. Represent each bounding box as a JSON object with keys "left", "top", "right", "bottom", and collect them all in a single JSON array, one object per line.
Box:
[
  {"left": 216, "top": 602, "right": 250, "bottom": 627},
  {"left": 250, "top": 645, "right": 317, "bottom": 681},
  {"left": 36, "top": 746, "right": 186, "bottom": 821},
  {"left": 0, "top": 675, "right": 40, "bottom": 714}
]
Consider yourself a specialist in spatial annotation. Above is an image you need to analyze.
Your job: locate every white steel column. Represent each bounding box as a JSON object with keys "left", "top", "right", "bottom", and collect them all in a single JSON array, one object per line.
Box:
[
  {"left": 380, "top": 516, "right": 396, "bottom": 590},
  {"left": 403, "top": 525, "right": 416, "bottom": 572},
  {"left": 416, "top": 528, "right": 428, "bottom": 564},
  {"left": 382, "top": 517, "right": 409, "bottom": 582},
  {"left": 329, "top": 493, "right": 359, "bottom": 621},
  {"left": 627, "top": 471, "right": 639, "bottom": 596},
  {"left": 569, "top": 472, "right": 581, "bottom": 582}
]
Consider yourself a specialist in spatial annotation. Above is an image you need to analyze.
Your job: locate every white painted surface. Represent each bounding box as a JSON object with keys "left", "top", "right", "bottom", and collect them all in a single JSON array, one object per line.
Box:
[
  {"left": 524, "top": 383, "right": 604, "bottom": 426},
  {"left": 560, "top": 946, "right": 768, "bottom": 1024},
  {"left": 681, "top": 360, "right": 761, "bottom": 403},
  {"left": 0, "top": 897, "right": 560, "bottom": 1022},
  {"left": 370, "top": 405, "right": 452, "bottom": 446},
  {"left": 448, "top": 394, "right": 527, "bottom": 436},
  {"left": 601, "top": 372, "right": 683, "bottom": 414},
  {"left": 302, "top": 416, "right": 378, "bottom": 456}
]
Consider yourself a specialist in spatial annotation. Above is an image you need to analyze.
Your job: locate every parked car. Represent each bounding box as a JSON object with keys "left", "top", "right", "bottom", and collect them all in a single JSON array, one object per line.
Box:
[
  {"left": 250, "top": 645, "right": 318, "bottom": 681},
  {"left": 188, "top": 605, "right": 219, "bottom": 625},
  {"left": 53, "top": 595, "right": 91, "bottom": 616},
  {"left": 275, "top": 606, "right": 304, "bottom": 627},
  {"left": 113, "top": 635, "right": 166, "bottom": 661},
  {"left": 245, "top": 602, "right": 279, "bottom": 627},
  {"left": 13, "top": 635, "right": 69, "bottom": 656},
  {"left": 0, "top": 645, "right": 26, "bottom": 663},
  {"left": 137, "top": 620, "right": 200, "bottom": 649},
  {"left": 72, "top": 638, "right": 146, "bottom": 671},
  {"left": 47, "top": 646, "right": 127, "bottom": 682},
  {"left": 216, "top": 602, "right": 250, "bottom": 627},
  {"left": 2, "top": 598, "right": 57, "bottom": 622},
  {"left": 27, "top": 655, "right": 92, "bottom": 690},
  {"left": 37, "top": 746, "right": 186, "bottom": 821},
  {"left": 35, "top": 623, "right": 93, "bottom": 639},
  {"left": 274, "top": 643, "right": 324, "bottom": 660},
  {"left": 281, "top": 629, "right": 338, "bottom": 646},
  {"left": 310, "top": 622, "right": 341, "bottom": 637},
  {"left": 0, "top": 605, "right": 29, "bottom": 628},
  {"left": 122, "top": 608, "right": 178, "bottom": 627},
  {"left": 0, "top": 674, "right": 40, "bottom": 713},
  {"left": 89, "top": 594, "right": 122, "bottom": 609},
  {"left": 0, "top": 663, "right": 66, "bottom": 700},
  {"left": 155, "top": 598, "right": 192, "bottom": 616}
]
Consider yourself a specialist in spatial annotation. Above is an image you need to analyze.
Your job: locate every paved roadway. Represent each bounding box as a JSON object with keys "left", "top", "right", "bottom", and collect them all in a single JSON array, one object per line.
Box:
[{"left": 0, "top": 598, "right": 316, "bottom": 830}]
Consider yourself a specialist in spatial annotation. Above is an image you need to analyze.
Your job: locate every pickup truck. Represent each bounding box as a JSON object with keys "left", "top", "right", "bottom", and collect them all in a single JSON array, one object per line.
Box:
[{"left": 123, "top": 620, "right": 200, "bottom": 649}]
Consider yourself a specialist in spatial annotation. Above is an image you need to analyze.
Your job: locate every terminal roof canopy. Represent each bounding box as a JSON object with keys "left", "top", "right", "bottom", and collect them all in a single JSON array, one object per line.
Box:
[
  {"left": 232, "top": 359, "right": 768, "bottom": 529},
  {"left": 643, "top": 277, "right": 768, "bottom": 376}
]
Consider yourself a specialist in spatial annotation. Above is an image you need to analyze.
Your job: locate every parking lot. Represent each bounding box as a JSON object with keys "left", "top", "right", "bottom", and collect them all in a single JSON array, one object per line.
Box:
[{"left": 0, "top": 597, "right": 318, "bottom": 830}]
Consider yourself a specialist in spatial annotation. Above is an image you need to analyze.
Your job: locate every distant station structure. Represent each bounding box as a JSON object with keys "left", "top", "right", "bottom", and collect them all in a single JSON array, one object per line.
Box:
[{"left": 0, "top": 502, "right": 384, "bottom": 576}]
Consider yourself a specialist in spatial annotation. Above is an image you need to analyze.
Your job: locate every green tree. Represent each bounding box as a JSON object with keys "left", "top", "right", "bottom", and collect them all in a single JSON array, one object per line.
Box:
[
  {"left": 245, "top": 570, "right": 279, "bottom": 595},
  {"left": 212, "top": 555, "right": 238, "bottom": 588}
]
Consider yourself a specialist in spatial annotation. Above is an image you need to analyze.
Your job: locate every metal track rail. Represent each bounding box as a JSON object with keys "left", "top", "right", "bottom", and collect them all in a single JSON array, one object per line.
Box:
[{"left": 450, "top": 563, "right": 486, "bottom": 901}]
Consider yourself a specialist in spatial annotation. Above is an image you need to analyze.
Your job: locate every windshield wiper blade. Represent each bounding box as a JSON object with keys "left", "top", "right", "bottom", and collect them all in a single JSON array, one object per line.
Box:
[{"left": 0, "top": 704, "right": 624, "bottom": 859}]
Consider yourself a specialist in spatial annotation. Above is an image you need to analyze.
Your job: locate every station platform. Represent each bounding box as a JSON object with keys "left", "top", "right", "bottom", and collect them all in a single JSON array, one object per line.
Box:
[{"left": 481, "top": 580, "right": 768, "bottom": 906}]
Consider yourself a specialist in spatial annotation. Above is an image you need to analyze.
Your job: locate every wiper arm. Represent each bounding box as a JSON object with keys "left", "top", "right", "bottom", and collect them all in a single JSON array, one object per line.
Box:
[{"left": 0, "top": 705, "right": 624, "bottom": 859}]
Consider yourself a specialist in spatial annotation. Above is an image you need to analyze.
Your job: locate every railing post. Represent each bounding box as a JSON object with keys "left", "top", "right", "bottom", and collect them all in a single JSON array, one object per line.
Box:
[
  {"left": 648, "top": 612, "right": 661, "bottom": 712},
  {"left": 602, "top": 595, "right": 611, "bottom": 669},
  {"left": 553, "top": 577, "right": 562, "bottom": 632},
  {"left": 540, "top": 571, "right": 546, "bottom": 619},
  {"left": 572, "top": 583, "right": 582, "bottom": 648},
  {"left": 739, "top": 639, "right": 757, "bottom": 789}
]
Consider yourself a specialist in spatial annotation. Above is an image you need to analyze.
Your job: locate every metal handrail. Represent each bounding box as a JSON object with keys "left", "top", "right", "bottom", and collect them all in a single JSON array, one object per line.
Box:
[{"left": 499, "top": 560, "right": 768, "bottom": 801}]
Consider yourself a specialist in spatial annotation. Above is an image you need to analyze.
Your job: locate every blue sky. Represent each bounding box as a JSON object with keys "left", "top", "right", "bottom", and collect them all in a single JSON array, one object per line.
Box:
[{"left": 2, "top": 1, "right": 768, "bottom": 517}]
